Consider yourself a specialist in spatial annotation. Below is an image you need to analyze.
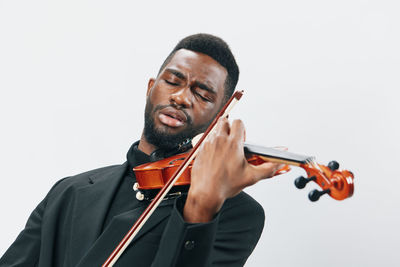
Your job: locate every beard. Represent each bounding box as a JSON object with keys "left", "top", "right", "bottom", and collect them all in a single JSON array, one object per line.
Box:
[{"left": 143, "top": 98, "right": 212, "bottom": 151}]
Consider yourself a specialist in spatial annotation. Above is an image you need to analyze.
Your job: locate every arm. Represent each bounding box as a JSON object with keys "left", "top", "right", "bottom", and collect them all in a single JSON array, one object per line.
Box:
[
  {"left": 152, "top": 118, "right": 272, "bottom": 267},
  {"left": 0, "top": 178, "right": 67, "bottom": 267},
  {"left": 184, "top": 117, "right": 282, "bottom": 223},
  {"left": 152, "top": 192, "right": 265, "bottom": 267},
  {"left": 0, "top": 198, "right": 45, "bottom": 267}
]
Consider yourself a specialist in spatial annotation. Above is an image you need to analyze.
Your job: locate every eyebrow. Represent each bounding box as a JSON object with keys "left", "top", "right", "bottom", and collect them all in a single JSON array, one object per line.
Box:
[
  {"left": 194, "top": 81, "right": 216, "bottom": 95},
  {"left": 165, "top": 68, "right": 186, "bottom": 80},
  {"left": 165, "top": 68, "right": 217, "bottom": 95}
]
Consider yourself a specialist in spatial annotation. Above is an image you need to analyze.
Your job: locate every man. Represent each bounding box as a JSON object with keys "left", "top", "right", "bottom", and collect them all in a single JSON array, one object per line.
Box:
[{"left": 0, "top": 34, "right": 282, "bottom": 267}]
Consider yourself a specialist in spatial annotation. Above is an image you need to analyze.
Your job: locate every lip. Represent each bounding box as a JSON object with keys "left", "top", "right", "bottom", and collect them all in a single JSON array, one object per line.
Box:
[{"left": 158, "top": 106, "right": 187, "bottom": 127}]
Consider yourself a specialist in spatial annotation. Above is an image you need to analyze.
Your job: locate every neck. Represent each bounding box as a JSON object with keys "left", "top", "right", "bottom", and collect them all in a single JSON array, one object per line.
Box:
[
  {"left": 243, "top": 143, "right": 313, "bottom": 166},
  {"left": 138, "top": 132, "right": 158, "bottom": 155}
]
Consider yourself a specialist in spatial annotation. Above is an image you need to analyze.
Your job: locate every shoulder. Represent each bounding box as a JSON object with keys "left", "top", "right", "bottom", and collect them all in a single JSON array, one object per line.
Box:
[{"left": 47, "top": 163, "right": 127, "bottom": 197}]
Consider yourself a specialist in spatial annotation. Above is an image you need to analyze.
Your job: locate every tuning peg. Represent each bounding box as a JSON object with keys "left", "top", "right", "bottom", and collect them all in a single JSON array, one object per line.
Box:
[
  {"left": 308, "top": 188, "right": 331, "bottom": 202},
  {"left": 294, "top": 176, "right": 316, "bottom": 189},
  {"left": 328, "top": 160, "right": 339, "bottom": 171}
]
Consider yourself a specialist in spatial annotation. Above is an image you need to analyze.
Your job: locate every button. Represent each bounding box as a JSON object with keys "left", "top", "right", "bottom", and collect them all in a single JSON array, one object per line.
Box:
[
  {"left": 132, "top": 182, "right": 139, "bottom": 191},
  {"left": 184, "top": 240, "right": 195, "bottom": 250},
  {"left": 136, "top": 191, "right": 144, "bottom": 201}
]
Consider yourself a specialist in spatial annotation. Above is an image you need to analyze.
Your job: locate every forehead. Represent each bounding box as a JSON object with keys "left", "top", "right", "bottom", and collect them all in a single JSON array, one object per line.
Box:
[{"left": 162, "top": 49, "right": 228, "bottom": 92}]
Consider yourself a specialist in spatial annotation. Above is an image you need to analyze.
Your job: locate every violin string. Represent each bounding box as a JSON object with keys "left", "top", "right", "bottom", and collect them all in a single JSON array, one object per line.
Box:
[{"left": 308, "top": 158, "right": 330, "bottom": 183}]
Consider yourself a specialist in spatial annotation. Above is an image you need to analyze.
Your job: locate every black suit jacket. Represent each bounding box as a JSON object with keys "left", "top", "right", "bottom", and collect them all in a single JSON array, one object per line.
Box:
[{"left": 0, "top": 162, "right": 265, "bottom": 267}]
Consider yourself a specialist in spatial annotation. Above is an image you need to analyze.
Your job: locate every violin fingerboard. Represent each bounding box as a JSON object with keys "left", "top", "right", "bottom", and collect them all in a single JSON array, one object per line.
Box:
[{"left": 244, "top": 144, "right": 313, "bottom": 164}]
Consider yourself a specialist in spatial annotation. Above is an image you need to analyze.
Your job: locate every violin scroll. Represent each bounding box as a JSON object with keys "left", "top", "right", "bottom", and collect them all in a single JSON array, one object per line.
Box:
[{"left": 296, "top": 160, "right": 354, "bottom": 201}]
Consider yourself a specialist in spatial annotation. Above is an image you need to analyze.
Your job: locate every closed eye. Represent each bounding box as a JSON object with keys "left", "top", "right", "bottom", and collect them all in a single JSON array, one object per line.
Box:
[
  {"left": 195, "top": 91, "right": 211, "bottom": 102},
  {"left": 164, "top": 80, "right": 179, "bottom": 86}
]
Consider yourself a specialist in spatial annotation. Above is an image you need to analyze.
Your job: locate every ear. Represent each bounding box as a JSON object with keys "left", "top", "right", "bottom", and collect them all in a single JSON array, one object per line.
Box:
[{"left": 147, "top": 78, "right": 155, "bottom": 96}]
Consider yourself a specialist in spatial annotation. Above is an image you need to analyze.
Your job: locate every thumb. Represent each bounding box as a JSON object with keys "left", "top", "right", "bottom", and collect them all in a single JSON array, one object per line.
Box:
[{"left": 247, "top": 162, "right": 285, "bottom": 185}]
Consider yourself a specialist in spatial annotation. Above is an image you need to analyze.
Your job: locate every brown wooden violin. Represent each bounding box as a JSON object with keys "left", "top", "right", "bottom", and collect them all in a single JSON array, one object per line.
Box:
[
  {"left": 133, "top": 143, "right": 354, "bottom": 202},
  {"left": 102, "top": 90, "right": 354, "bottom": 266}
]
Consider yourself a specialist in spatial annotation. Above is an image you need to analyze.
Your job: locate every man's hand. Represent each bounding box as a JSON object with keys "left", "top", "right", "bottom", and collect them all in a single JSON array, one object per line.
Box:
[{"left": 183, "top": 117, "right": 283, "bottom": 223}]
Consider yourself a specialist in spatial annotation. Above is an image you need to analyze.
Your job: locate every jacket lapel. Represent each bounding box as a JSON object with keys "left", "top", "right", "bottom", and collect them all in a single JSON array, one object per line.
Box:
[
  {"left": 76, "top": 196, "right": 176, "bottom": 266},
  {"left": 69, "top": 161, "right": 178, "bottom": 266},
  {"left": 128, "top": 197, "right": 176, "bottom": 241},
  {"left": 68, "top": 162, "right": 128, "bottom": 266}
]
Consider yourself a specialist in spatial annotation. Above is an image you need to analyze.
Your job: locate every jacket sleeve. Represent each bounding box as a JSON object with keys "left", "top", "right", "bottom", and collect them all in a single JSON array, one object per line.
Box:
[
  {"left": 0, "top": 198, "right": 46, "bottom": 267},
  {"left": 0, "top": 178, "right": 68, "bottom": 267},
  {"left": 151, "top": 193, "right": 265, "bottom": 267}
]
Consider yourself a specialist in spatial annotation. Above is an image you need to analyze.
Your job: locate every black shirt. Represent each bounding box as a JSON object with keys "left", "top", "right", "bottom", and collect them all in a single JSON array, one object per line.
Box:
[{"left": 102, "top": 141, "right": 150, "bottom": 230}]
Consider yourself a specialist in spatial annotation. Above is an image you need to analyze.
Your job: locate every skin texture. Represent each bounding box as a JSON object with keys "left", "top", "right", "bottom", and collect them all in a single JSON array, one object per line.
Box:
[
  {"left": 140, "top": 49, "right": 226, "bottom": 152},
  {"left": 138, "top": 49, "right": 282, "bottom": 223}
]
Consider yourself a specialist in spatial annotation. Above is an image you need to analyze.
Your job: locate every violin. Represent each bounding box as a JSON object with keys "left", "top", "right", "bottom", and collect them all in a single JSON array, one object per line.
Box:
[
  {"left": 133, "top": 143, "right": 354, "bottom": 202},
  {"left": 102, "top": 91, "right": 354, "bottom": 266}
]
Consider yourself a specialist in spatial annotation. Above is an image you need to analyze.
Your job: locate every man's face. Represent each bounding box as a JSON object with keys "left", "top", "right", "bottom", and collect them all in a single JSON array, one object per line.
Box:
[{"left": 144, "top": 49, "right": 228, "bottom": 150}]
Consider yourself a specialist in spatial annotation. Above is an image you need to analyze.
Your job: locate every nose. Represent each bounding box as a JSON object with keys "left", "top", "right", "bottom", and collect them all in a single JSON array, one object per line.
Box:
[{"left": 170, "top": 87, "right": 192, "bottom": 108}]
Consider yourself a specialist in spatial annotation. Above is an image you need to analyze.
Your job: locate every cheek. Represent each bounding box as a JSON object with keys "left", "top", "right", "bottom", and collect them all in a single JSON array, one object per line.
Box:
[
  {"left": 193, "top": 103, "right": 220, "bottom": 124},
  {"left": 149, "top": 84, "right": 167, "bottom": 105}
]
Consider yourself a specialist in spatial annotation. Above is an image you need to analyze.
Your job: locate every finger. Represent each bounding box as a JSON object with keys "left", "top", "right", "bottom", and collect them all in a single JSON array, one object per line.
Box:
[
  {"left": 230, "top": 119, "right": 245, "bottom": 144},
  {"left": 246, "top": 162, "right": 284, "bottom": 185},
  {"left": 214, "top": 116, "right": 230, "bottom": 137},
  {"left": 204, "top": 117, "right": 229, "bottom": 145}
]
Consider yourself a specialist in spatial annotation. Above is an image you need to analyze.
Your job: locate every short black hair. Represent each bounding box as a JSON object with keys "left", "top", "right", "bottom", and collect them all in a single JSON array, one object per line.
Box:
[{"left": 158, "top": 33, "right": 239, "bottom": 101}]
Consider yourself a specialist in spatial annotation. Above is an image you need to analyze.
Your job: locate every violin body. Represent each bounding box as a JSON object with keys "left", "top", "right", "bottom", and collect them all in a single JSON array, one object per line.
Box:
[
  {"left": 133, "top": 152, "right": 290, "bottom": 191},
  {"left": 134, "top": 153, "right": 193, "bottom": 190}
]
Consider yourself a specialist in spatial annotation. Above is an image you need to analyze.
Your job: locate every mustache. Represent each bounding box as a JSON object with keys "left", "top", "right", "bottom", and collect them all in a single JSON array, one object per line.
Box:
[{"left": 153, "top": 104, "right": 193, "bottom": 125}]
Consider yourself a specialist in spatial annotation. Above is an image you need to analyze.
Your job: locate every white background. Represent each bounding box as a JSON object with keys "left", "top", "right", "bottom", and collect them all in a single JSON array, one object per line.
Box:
[{"left": 1, "top": 1, "right": 399, "bottom": 266}]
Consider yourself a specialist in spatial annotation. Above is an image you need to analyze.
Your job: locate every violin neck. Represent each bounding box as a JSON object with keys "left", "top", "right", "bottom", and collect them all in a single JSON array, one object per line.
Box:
[{"left": 243, "top": 144, "right": 313, "bottom": 166}]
